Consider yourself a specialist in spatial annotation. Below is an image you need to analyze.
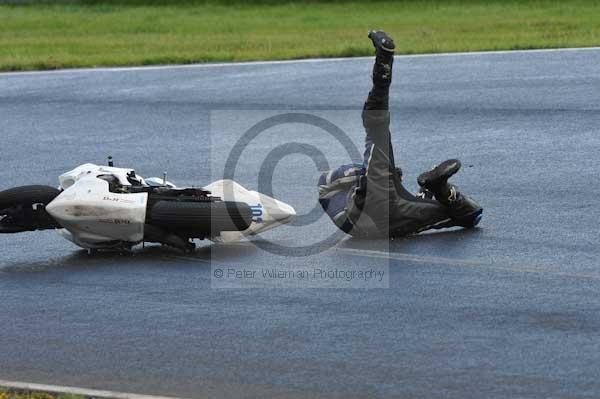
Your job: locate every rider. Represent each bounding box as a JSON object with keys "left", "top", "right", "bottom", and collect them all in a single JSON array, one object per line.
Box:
[{"left": 318, "top": 31, "right": 483, "bottom": 238}]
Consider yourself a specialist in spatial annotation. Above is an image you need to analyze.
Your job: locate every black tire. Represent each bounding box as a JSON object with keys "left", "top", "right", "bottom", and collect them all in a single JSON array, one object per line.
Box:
[
  {"left": 0, "top": 185, "right": 61, "bottom": 233},
  {"left": 0, "top": 185, "right": 61, "bottom": 210},
  {"left": 148, "top": 200, "right": 253, "bottom": 237}
]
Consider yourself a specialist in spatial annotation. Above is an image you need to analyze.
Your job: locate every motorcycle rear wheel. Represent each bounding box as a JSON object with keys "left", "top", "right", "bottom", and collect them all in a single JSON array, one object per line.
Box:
[{"left": 148, "top": 200, "right": 253, "bottom": 237}]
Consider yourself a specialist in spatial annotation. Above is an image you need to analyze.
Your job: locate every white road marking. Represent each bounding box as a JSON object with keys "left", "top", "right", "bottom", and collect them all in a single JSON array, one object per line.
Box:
[
  {"left": 0, "top": 380, "right": 190, "bottom": 399},
  {"left": 335, "top": 247, "right": 600, "bottom": 281},
  {"left": 1, "top": 47, "right": 599, "bottom": 77},
  {"left": 163, "top": 243, "right": 600, "bottom": 281}
]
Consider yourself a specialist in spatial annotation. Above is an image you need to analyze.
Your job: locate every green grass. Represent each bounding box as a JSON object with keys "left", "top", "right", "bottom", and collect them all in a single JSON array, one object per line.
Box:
[
  {"left": 0, "top": 389, "right": 83, "bottom": 399},
  {"left": 1, "top": 0, "right": 600, "bottom": 71}
]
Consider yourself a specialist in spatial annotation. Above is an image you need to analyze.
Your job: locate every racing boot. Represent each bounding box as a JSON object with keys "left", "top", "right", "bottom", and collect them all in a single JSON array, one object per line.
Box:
[
  {"left": 415, "top": 187, "right": 435, "bottom": 200},
  {"left": 417, "top": 159, "right": 461, "bottom": 199},
  {"left": 417, "top": 159, "right": 483, "bottom": 228},
  {"left": 368, "top": 30, "right": 395, "bottom": 88},
  {"left": 366, "top": 30, "right": 395, "bottom": 108}
]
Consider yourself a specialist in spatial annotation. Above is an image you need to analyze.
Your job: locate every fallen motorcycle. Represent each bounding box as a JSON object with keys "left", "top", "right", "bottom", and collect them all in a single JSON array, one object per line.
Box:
[{"left": 0, "top": 161, "right": 296, "bottom": 253}]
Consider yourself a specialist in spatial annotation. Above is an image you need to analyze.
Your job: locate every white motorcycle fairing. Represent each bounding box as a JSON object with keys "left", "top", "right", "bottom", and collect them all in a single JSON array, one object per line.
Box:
[
  {"left": 38, "top": 164, "right": 296, "bottom": 250},
  {"left": 47, "top": 164, "right": 148, "bottom": 248},
  {"left": 205, "top": 180, "right": 296, "bottom": 243}
]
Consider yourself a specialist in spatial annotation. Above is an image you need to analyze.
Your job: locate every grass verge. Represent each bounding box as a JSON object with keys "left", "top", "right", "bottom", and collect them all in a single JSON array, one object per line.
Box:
[
  {"left": 0, "top": 389, "right": 83, "bottom": 399},
  {"left": 0, "top": 0, "right": 600, "bottom": 71}
]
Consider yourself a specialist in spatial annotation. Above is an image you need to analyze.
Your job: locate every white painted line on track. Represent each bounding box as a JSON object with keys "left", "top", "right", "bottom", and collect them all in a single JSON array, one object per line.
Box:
[
  {"left": 1, "top": 47, "right": 599, "bottom": 77},
  {"left": 0, "top": 380, "right": 190, "bottom": 399},
  {"left": 160, "top": 243, "right": 600, "bottom": 281},
  {"left": 335, "top": 247, "right": 600, "bottom": 281}
]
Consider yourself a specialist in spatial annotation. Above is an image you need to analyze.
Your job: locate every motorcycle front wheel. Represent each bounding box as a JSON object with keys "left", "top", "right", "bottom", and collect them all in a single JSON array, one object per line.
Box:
[{"left": 0, "top": 185, "right": 61, "bottom": 233}]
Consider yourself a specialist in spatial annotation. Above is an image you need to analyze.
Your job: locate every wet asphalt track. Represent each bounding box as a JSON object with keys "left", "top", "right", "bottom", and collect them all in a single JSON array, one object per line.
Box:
[{"left": 1, "top": 49, "right": 600, "bottom": 398}]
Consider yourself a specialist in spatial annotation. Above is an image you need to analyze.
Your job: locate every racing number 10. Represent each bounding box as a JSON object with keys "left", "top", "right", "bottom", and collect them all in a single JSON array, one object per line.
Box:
[{"left": 250, "top": 204, "right": 263, "bottom": 224}]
